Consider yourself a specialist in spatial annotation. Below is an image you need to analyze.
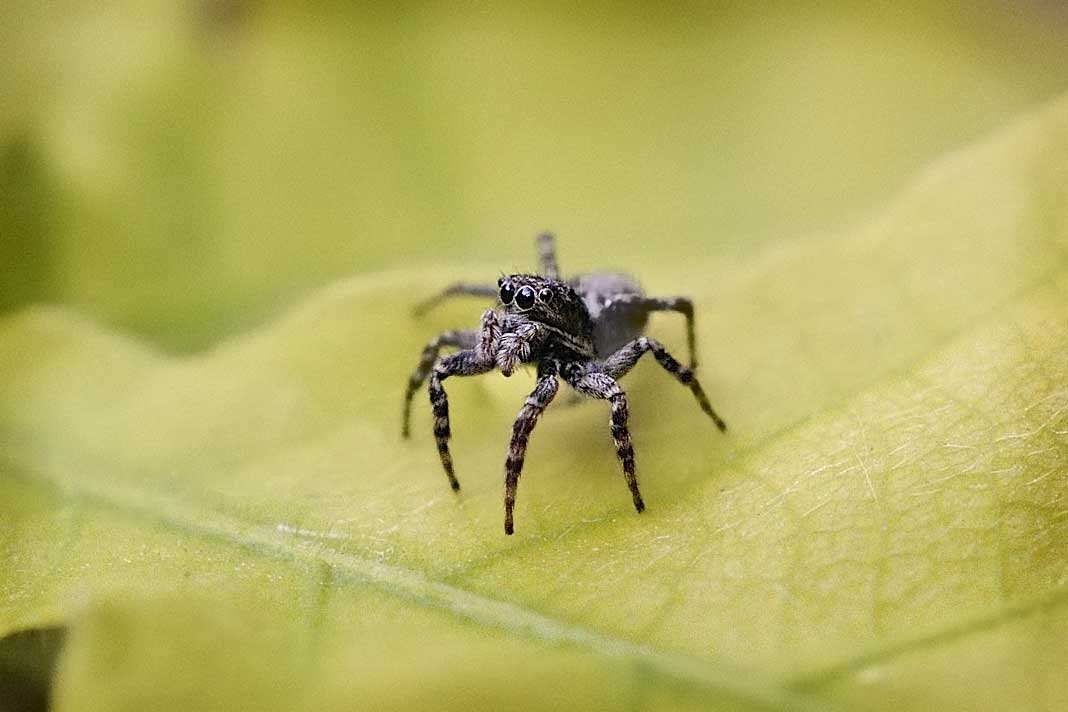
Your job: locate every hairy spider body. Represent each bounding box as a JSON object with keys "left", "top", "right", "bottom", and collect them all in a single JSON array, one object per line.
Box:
[{"left": 404, "top": 233, "right": 726, "bottom": 534}]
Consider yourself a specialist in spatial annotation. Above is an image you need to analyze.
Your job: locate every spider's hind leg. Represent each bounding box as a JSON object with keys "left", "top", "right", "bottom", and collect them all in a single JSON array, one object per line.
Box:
[{"left": 536, "top": 232, "right": 561, "bottom": 279}]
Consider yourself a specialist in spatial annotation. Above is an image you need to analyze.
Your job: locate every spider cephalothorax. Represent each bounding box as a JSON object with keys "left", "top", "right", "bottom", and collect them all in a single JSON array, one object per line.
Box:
[
  {"left": 493, "top": 274, "right": 595, "bottom": 373},
  {"left": 498, "top": 275, "right": 593, "bottom": 340},
  {"left": 403, "top": 233, "right": 726, "bottom": 534}
]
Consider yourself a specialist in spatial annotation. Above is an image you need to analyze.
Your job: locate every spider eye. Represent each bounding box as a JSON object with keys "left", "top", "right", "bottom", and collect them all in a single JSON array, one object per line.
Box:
[
  {"left": 538, "top": 288, "right": 553, "bottom": 303},
  {"left": 499, "top": 282, "right": 515, "bottom": 304},
  {"left": 497, "top": 277, "right": 504, "bottom": 287},
  {"left": 515, "top": 286, "right": 536, "bottom": 310}
]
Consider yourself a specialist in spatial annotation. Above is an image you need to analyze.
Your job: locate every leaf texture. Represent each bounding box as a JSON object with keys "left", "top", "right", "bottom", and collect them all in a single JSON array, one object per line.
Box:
[{"left": 2, "top": 92, "right": 1067, "bottom": 710}]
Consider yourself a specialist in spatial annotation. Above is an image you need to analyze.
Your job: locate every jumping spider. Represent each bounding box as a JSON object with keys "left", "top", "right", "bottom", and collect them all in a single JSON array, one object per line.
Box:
[{"left": 403, "top": 233, "right": 726, "bottom": 534}]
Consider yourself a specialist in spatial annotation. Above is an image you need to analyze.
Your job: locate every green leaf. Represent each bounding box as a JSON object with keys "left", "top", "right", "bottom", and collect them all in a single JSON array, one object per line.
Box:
[{"left": 2, "top": 84, "right": 1068, "bottom": 710}]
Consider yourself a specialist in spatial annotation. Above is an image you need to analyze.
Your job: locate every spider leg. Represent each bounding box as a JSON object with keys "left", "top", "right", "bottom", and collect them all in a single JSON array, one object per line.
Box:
[
  {"left": 605, "top": 295, "right": 698, "bottom": 369},
  {"left": 536, "top": 232, "right": 561, "bottom": 279},
  {"left": 565, "top": 370, "right": 644, "bottom": 515},
  {"left": 413, "top": 283, "right": 497, "bottom": 317},
  {"left": 428, "top": 351, "right": 494, "bottom": 491},
  {"left": 603, "top": 337, "right": 727, "bottom": 432},
  {"left": 424, "top": 310, "right": 503, "bottom": 491},
  {"left": 638, "top": 296, "right": 697, "bottom": 369},
  {"left": 402, "top": 329, "right": 477, "bottom": 438},
  {"left": 504, "top": 364, "right": 559, "bottom": 534}
]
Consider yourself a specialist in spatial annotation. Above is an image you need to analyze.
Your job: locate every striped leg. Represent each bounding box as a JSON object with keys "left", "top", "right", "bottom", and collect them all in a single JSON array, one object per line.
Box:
[
  {"left": 413, "top": 282, "right": 497, "bottom": 316},
  {"left": 641, "top": 296, "right": 697, "bottom": 369},
  {"left": 566, "top": 371, "right": 644, "bottom": 514},
  {"left": 536, "top": 232, "right": 561, "bottom": 279},
  {"left": 428, "top": 351, "right": 494, "bottom": 491},
  {"left": 424, "top": 310, "right": 503, "bottom": 491},
  {"left": 402, "top": 330, "right": 477, "bottom": 438},
  {"left": 504, "top": 364, "right": 559, "bottom": 534},
  {"left": 605, "top": 294, "right": 698, "bottom": 368},
  {"left": 603, "top": 337, "right": 727, "bottom": 432}
]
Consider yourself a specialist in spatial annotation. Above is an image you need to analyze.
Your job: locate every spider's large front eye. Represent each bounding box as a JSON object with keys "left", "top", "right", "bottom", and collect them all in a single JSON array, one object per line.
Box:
[
  {"left": 499, "top": 282, "right": 515, "bottom": 304},
  {"left": 515, "top": 286, "right": 536, "bottom": 310}
]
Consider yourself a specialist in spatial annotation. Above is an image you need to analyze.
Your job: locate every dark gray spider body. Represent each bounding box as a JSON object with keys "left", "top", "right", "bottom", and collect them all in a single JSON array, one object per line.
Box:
[{"left": 403, "top": 233, "right": 725, "bottom": 534}]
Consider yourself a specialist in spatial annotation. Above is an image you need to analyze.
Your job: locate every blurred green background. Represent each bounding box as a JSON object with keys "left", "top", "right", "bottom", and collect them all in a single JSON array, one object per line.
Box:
[
  {"left": 3, "top": 3, "right": 1068, "bottom": 712},
  {"left": 4, "top": 1, "right": 1068, "bottom": 350}
]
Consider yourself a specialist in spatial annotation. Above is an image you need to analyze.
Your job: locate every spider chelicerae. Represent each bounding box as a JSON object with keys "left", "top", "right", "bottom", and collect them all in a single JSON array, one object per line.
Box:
[{"left": 403, "top": 233, "right": 726, "bottom": 534}]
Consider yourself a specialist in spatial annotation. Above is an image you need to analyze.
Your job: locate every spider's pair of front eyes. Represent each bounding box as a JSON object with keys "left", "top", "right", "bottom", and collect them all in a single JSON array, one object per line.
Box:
[{"left": 498, "top": 279, "right": 551, "bottom": 311}]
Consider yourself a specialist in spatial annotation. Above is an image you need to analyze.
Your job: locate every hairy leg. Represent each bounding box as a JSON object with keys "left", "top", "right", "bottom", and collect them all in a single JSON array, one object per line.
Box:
[
  {"left": 640, "top": 296, "right": 697, "bottom": 368},
  {"left": 566, "top": 370, "right": 644, "bottom": 514},
  {"left": 604, "top": 294, "right": 698, "bottom": 368},
  {"left": 427, "top": 351, "right": 493, "bottom": 491},
  {"left": 504, "top": 364, "right": 559, "bottom": 534},
  {"left": 413, "top": 283, "right": 497, "bottom": 317},
  {"left": 603, "top": 337, "right": 727, "bottom": 431},
  {"left": 402, "top": 330, "right": 477, "bottom": 438},
  {"left": 424, "top": 310, "right": 503, "bottom": 490},
  {"left": 536, "top": 232, "right": 561, "bottom": 279}
]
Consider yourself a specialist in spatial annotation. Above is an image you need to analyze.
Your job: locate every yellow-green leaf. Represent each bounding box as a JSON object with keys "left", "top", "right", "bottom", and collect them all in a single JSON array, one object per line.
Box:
[{"left": 2, "top": 85, "right": 1067, "bottom": 710}]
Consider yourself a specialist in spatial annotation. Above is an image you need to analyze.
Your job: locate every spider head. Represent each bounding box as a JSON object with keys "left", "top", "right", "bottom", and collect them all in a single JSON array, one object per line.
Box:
[
  {"left": 497, "top": 274, "right": 592, "bottom": 336},
  {"left": 497, "top": 275, "right": 549, "bottom": 312}
]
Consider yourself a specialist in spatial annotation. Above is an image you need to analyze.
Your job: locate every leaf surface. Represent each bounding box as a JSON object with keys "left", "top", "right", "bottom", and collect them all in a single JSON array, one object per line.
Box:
[{"left": 2, "top": 92, "right": 1068, "bottom": 710}]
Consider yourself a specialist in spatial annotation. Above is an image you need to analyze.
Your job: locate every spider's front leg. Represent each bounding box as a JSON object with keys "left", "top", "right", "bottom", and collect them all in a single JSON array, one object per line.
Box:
[
  {"left": 504, "top": 362, "right": 559, "bottom": 534},
  {"left": 425, "top": 310, "right": 502, "bottom": 490},
  {"left": 402, "top": 329, "right": 477, "bottom": 438}
]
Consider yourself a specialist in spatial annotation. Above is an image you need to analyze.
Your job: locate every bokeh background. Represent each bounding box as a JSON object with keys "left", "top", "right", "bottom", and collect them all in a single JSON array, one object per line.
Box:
[
  {"left": 4, "top": 1, "right": 1068, "bottom": 350},
  {"left": 3, "top": 3, "right": 1068, "bottom": 712}
]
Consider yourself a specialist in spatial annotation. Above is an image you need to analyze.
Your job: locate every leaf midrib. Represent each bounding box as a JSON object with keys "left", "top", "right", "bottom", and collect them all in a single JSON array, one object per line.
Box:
[
  {"left": 7, "top": 420, "right": 1066, "bottom": 710},
  {"left": 0, "top": 450, "right": 830, "bottom": 712}
]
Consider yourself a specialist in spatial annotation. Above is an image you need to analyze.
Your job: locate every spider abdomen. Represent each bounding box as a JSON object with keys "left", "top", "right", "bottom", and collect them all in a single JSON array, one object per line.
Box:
[{"left": 571, "top": 271, "right": 649, "bottom": 358}]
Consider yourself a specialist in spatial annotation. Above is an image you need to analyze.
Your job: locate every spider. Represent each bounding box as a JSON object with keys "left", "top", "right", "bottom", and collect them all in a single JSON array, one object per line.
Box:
[{"left": 402, "top": 233, "right": 726, "bottom": 534}]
